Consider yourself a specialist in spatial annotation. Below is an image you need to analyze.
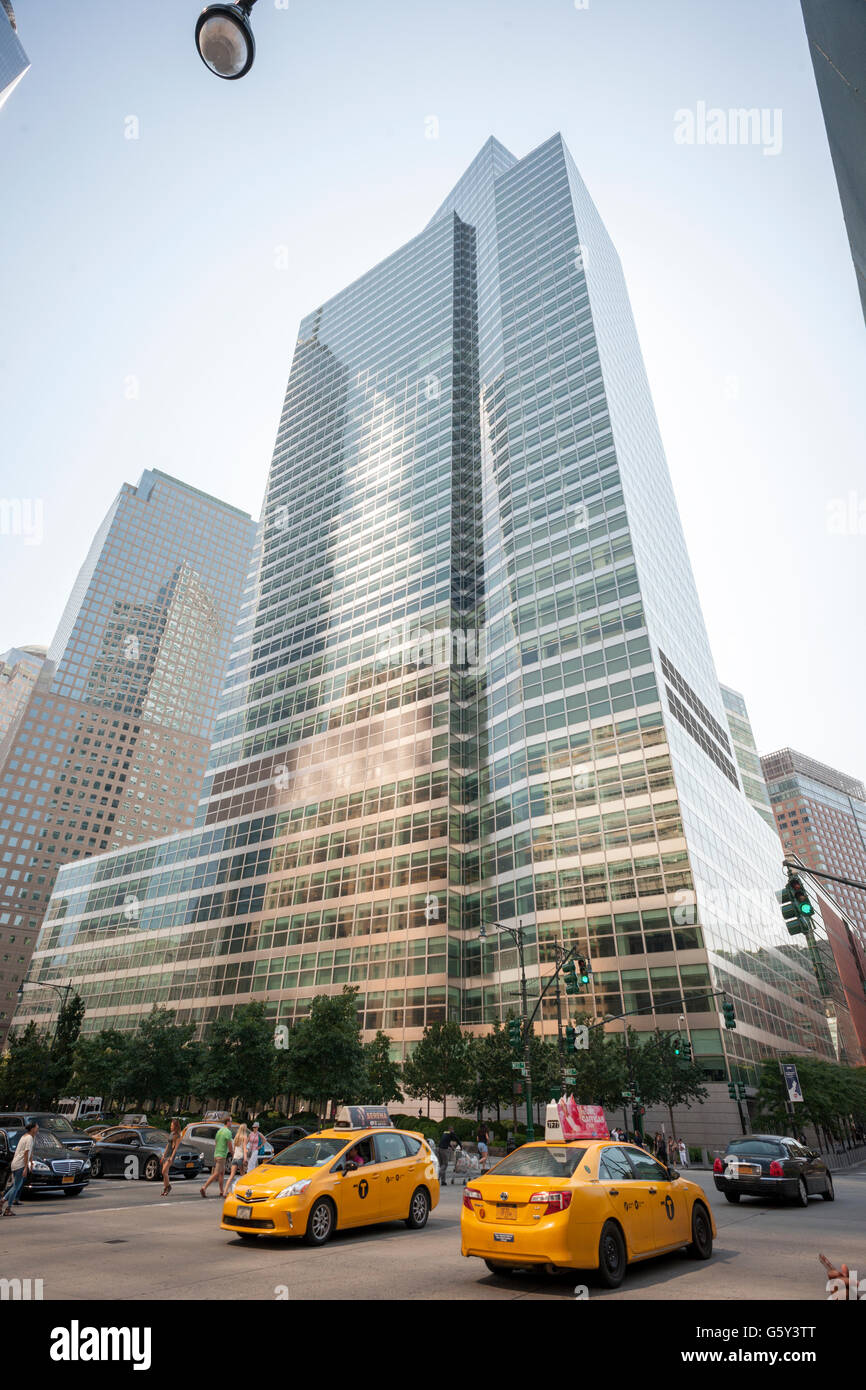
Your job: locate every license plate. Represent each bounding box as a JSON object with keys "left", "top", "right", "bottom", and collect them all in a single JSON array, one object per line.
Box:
[
  {"left": 62, "top": 1175, "right": 74, "bottom": 1184},
  {"left": 493, "top": 1232, "right": 514, "bottom": 1242},
  {"left": 496, "top": 1204, "right": 517, "bottom": 1221},
  {"left": 236, "top": 1206, "right": 252, "bottom": 1220},
  {"left": 186, "top": 1162, "right": 195, "bottom": 1169},
  {"left": 733, "top": 1164, "right": 761, "bottom": 1177}
]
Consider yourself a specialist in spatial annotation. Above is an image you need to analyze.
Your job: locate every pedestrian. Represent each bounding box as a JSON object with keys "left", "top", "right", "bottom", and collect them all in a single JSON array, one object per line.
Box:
[
  {"left": 227, "top": 1123, "right": 248, "bottom": 1193},
  {"left": 200, "top": 1116, "right": 233, "bottom": 1198},
  {"left": 246, "top": 1121, "right": 263, "bottom": 1173},
  {"left": 476, "top": 1122, "right": 490, "bottom": 1174},
  {"left": 654, "top": 1131, "right": 666, "bottom": 1162},
  {"left": 2, "top": 1121, "right": 38, "bottom": 1214},
  {"left": 439, "top": 1123, "right": 459, "bottom": 1183},
  {"left": 160, "top": 1118, "right": 182, "bottom": 1197},
  {"left": 667, "top": 1135, "right": 678, "bottom": 1166},
  {"left": 678, "top": 1138, "right": 689, "bottom": 1167}
]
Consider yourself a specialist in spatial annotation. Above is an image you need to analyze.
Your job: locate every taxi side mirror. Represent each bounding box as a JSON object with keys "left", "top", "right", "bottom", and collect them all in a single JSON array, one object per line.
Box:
[
  {"left": 344, "top": 1159, "right": 358, "bottom": 1173},
  {"left": 666, "top": 1166, "right": 679, "bottom": 1180}
]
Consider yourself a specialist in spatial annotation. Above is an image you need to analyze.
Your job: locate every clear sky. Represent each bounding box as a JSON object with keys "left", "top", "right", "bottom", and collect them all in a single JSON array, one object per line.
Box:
[{"left": 2, "top": 0, "right": 864, "bottom": 777}]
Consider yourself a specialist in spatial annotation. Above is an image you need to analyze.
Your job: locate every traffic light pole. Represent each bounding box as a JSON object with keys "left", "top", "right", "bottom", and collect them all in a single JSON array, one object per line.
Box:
[
  {"left": 514, "top": 925, "right": 534, "bottom": 1142},
  {"left": 554, "top": 942, "right": 566, "bottom": 1092}
]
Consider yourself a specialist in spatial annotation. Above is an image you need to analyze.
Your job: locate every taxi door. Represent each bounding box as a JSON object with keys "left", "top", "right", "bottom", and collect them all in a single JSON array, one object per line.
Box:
[
  {"left": 597, "top": 1145, "right": 657, "bottom": 1255},
  {"left": 336, "top": 1136, "right": 381, "bottom": 1226},
  {"left": 374, "top": 1130, "right": 417, "bottom": 1220},
  {"left": 623, "top": 1148, "right": 690, "bottom": 1247}
]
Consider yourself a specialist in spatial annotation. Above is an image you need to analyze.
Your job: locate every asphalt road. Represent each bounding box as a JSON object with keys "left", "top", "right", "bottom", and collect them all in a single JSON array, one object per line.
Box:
[{"left": 2, "top": 1166, "right": 863, "bottom": 1301}]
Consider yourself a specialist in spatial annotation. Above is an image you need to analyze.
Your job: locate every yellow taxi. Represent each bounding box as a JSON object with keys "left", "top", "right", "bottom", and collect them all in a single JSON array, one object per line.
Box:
[
  {"left": 221, "top": 1108, "right": 439, "bottom": 1245},
  {"left": 461, "top": 1137, "right": 716, "bottom": 1287}
]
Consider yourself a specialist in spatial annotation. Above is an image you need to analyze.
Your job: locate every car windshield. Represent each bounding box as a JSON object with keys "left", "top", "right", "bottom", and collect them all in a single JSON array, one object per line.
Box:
[
  {"left": 269, "top": 1136, "right": 348, "bottom": 1167},
  {"left": 727, "top": 1140, "right": 785, "bottom": 1157},
  {"left": 35, "top": 1115, "right": 76, "bottom": 1134},
  {"left": 489, "top": 1146, "right": 587, "bottom": 1178}
]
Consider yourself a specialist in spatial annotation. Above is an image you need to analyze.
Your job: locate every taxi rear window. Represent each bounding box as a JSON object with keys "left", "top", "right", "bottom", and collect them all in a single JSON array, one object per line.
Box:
[
  {"left": 270, "top": 1136, "right": 347, "bottom": 1167},
  {"left": 489, "top": 1146, "right": 586, "bottom": 1178}
]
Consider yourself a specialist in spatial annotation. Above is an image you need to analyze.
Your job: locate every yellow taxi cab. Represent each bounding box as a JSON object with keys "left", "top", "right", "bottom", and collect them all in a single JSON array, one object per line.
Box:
[
  {"left": 221, "top": 1106, "right": 439, "bottom": 1246},
  {"left": 461, "top": 1137, "right": 716, "bottom": 1288}
]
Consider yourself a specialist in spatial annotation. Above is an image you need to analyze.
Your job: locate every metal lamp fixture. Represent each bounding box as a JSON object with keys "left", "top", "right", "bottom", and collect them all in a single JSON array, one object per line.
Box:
[{"left": 195, "top": 1, "right": 258, "bottom": 80}]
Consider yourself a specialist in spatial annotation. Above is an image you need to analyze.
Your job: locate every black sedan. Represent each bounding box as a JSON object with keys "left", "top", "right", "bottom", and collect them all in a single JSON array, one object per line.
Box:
[
  {"left": 713, "top": 1134, "right": 834, "bottom": 1205},
  {"left": 265, "top": 1124, "right": 310, "bottom": 1156},
  {"left": 89, "top": 1127, "right": 203, "bottom": 1182},
  {"left": 0, "top": 1111, "right": 93, "bottom": 1161},
  {"left": 0, "top": 1127, "right": 91, "bottom": 1197}
]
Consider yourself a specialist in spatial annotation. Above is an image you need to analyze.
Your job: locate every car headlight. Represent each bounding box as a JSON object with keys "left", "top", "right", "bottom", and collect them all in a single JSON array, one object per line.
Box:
[
  {"left": 276, "top": 1179, "right": 311, "bottom": 1199},
  {"left": 83, "top": 1161, "right": 92, "bottom": 1172},
  {"left": 32, "top": 1160, "right": 51, "bottom": 1172}
]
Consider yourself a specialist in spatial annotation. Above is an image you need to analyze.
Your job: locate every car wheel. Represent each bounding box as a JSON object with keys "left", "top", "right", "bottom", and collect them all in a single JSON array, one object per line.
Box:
[
  {"left": 405, "top": 1187, "right": 430, "bottom": 1229},
  {"left": 794, "top": 1176, "right": 809, "bottom": 1207},
  {"left": 724, "top": 1190, "right": 740, "bottom": 1203},
  {"left": 304, "top": 1198, "right": 335, "bottom": 1246},
  {"left": 484, "top": 1259, "right": 515, "bottom": 1274},
  {"left": 822, "top": 1174, "right": 835, "bottom": 1202},
  {"left": 90, "top": 1157, "right": 103, "bottom": 1178},
  {"left": 687, "top": 1202, "right": 713, "bottom": 1260},
  {"left": 597, "top": 1220, "right": 627, "bottom": 1288},
  {"left": 143, "top": 1156, "right": 160, "bottom": 1182}
]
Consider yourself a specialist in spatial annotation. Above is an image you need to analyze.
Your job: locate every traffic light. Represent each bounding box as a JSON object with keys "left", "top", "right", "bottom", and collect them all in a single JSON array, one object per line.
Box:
[
  {"left": 562, "top": 959, "right": 579, "bottom": 995},
  {"left": 682, "top": 1039, "right": 692, "bottom": 1062},
  {"left": 777, "top": 874, "right": 815, "bottom": 936},
  {"left": 727, "top": 1081, "right": 737, "bottom": 1100},
  {"left": 577, "top": 956, "right": 591, "bottom": 986},
  {"left": 722, "top": 998, "right": 736, "bottom": 1030},
  {"left": 672, "top": 1036, "right": 682, "bottom": 1056},
  {"left": 737, "top": 1082, "right": 747, "bottom": 1100},
  {"left": 507, "top": 1016, "right": 522, "bottom": 1050},
  {"left": 565, "top": 1024, "right": 577, "bottom": 1051}
]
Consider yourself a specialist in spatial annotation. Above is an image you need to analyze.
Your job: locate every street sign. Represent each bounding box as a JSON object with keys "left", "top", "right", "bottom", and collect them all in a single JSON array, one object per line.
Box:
[
  {"left": 511, "top": 1061, "right": 526, "bottom": 1075},
  {"left": 780, "top": 1061, "right": 804, "bottom": 1104}
]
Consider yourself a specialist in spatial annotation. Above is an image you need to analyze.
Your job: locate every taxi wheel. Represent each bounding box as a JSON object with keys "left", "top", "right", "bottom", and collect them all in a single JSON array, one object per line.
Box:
[
  {"left": 304, "top": 1197, "right": 336, "bottom": 1246},
  {"left": 484, "top": 1260, "right": 516, "bottom": 1275},
  {"left": 724, "top": 1190, "right": 740, "bottom": 1203},
  {"left": 687, "top": 1202, "right": 713, "bottom": 1260},
  {"left": 597, "top": 1220, "right": 627, "bottom": 1288},
  {"left": 405, "top": 1187, "right": 430, "bottom": 1229}
]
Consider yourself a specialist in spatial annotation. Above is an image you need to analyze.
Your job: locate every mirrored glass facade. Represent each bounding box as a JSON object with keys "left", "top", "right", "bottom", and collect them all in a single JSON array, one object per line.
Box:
[{"left": 22, "top": 137, "right": 845, "bottom": 1105}]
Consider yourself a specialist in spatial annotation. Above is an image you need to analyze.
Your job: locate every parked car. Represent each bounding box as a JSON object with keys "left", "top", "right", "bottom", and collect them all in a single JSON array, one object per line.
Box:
[
  {"left": 180, "top": 1121, "right": 274, "bottom": 1171},
  {"left": 265, "top": 1125, "right": 309, "bottom": 1156},
  {"left": 713, "top": 1134, "right": 834, "bottom": 1205},
  {"left": 0, "top": 1111, "right": 93, "bottom": 1161},
  {"left": 0, "top": 1126, "right": 91, "bottom": 1196},
  {"left": 89, "top": 1127, "right": 204, "bottom": 1182}
]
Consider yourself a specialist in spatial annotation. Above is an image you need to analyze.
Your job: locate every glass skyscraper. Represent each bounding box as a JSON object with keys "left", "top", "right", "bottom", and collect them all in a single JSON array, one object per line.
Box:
[
  {"left": 22, "top": 136, "right": 846, "bottom": 1138},
  {"left": 0, "top": 1, "right": 28, "bottom": 112},
  {"left": 0, "top": 471, "right": 254, "bottom": 1041},
  {"left": 720, "top": 684, "right": 775, "bottom": 829}
]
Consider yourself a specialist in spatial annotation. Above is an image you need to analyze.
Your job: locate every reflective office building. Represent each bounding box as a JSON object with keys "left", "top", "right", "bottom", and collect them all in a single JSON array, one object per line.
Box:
[
  {"left": 0, "top": 1, "right": 28, "bottom": 111},
  {"left": 0, "top": 471, "right": 254, "bottom": 1040},
  {"left": 21, "top": 137, "right": 845, "bottom": 1128}
]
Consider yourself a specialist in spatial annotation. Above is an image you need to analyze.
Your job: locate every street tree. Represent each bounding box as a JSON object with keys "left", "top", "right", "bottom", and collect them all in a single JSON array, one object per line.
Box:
[
  {"left": 402, "top": 1020, "right": 471, "bottom": 1116},
  {"left": 569, "top": 1015, "right": 630, "bottom": 1110},
  {"left": 123, "top": 1007, "right": 199, "bottom": 1111},
  {"left": 51, "top": 992, "right": 86, "bottom": 1101},
  {"left": 363, "top": 1030, "right": 403, "bottom": 1105},
  {"left": 631, "top": 1030, "right": 708, "bottom": 1140},
  {"left": 71, "top": 1029, "right": 133, "bottom": 1108},
  {"left": 195, "top": 1002, "right": 276, "bottom": 1116},
  {"left": 284, "top": 987, "right": 367, "bottom": 1116},
  {"left": 459, "top": 1023, "right": 514, "bottom": 1121},
  {"left": 0, "top": 1021, "right": 55, "bottom": 1107}
]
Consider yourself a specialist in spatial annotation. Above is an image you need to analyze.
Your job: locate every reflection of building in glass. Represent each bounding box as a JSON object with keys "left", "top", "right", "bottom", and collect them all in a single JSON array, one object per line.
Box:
[
  {"left": 0, "top": 1, "right": 29, "bottom": 111},
  {"left": 0, "top": 471, "right": 254, "bottom": 1041},
  {"left": 720, "top": 684, "right": 775, "bottom": 829},
  {"left": 21, "top": 137, "right": 848, "bottom": 1143},
  {"left": 0, "top": 646, "right": 46, "bottom": 750}
]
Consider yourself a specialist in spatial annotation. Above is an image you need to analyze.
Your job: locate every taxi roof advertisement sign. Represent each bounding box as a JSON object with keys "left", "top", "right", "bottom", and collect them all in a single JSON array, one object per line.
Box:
[
  {"left": 545, "top": 1096, "right": 609, "bottom": 1142},
  {"left": 334, "top": 1105, "right": 394, "bottom": 1129}
]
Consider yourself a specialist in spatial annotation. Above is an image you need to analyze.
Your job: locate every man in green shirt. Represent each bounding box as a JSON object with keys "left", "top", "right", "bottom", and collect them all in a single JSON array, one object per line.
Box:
[{"left": 200, "top": 1118, "right": 233, "bottom": 1198}]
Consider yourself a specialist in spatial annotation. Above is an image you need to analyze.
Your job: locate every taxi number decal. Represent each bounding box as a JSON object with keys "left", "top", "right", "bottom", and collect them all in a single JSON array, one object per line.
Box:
[
  {"left": 664, "top": 1195, "right": 675, "bottom": 1221},
  {"left": 623, "top": 1199, "right": 642, "bottom": 1211},
  {"left": 358, "top": 1179, "right": 369, "bottom": 1199}
]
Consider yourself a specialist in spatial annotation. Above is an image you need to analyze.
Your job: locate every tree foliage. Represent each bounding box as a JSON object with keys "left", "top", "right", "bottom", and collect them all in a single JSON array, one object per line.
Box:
[{"left": 402, "top": 1020, "right": 471, "bottom": 1111}]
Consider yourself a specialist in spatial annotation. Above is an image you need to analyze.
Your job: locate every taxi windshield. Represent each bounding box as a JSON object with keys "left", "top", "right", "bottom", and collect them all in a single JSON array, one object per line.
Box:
[
  {"left": 489, "top": 1146, "right": 586, "bottom": 1178},
  {"left": 269, "top": 1136, "right": 348, "bottom": 1167}
]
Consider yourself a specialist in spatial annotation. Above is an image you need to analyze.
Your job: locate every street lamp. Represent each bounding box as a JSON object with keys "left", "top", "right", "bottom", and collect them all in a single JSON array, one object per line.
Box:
[
  {"left": 481, "top": 919, "right": 536, "bottom": 1140},
  {"left": 195, "top": 2, "right": 258, "bottom": 80},
  {"left": 16, "top": 977, "right": 72, "bottom": 1046}
]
